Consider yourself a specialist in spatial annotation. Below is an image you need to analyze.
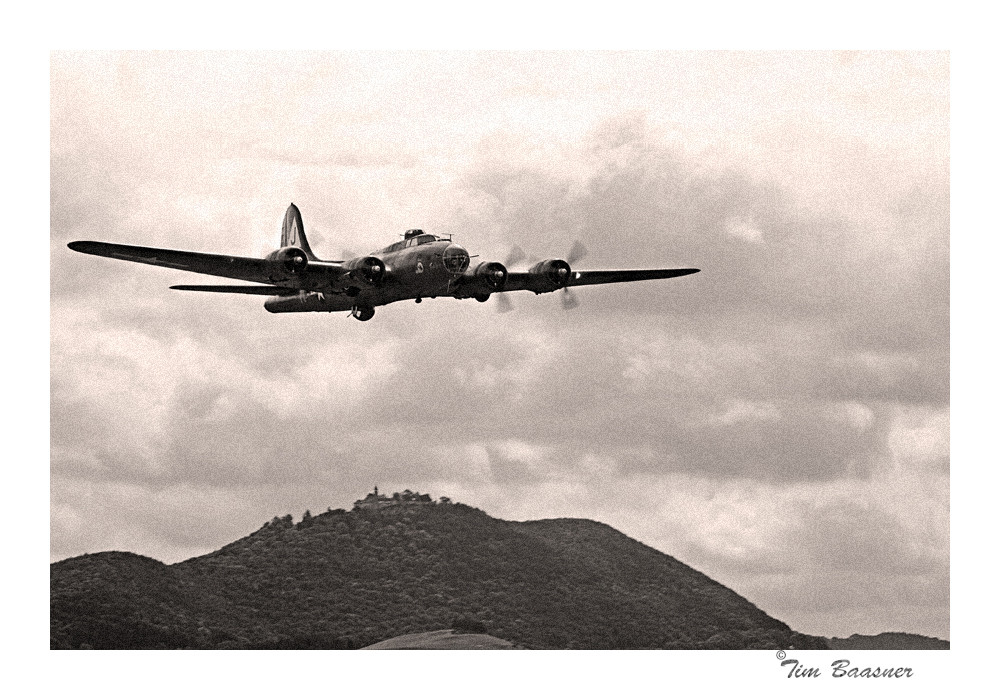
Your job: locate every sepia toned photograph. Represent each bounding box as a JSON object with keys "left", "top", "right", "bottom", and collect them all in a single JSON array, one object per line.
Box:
[{"left": 50, "top": 51, "right": 949, "bottom": 659}]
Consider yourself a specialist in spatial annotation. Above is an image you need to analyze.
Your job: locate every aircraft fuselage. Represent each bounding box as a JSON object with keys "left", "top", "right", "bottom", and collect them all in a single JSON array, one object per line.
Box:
[{"left": 263, "top": 233, "right": 472, "bottom": 314}]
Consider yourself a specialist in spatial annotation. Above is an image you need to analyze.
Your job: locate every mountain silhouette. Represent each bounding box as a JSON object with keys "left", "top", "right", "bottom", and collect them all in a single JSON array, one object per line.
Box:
[{"left": 51, "top": 494, "right": 829, "bottom": 650}]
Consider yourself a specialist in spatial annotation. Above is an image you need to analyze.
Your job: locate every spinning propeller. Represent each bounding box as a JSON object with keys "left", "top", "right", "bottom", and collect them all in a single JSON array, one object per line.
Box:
[
  {"left": 494, "top": 245, "right": 527, "bottom": 314},
  {"left": 495, "top": 240, "right": 588, "bottom": 313},
  {"left": 559, "top": 240, "right": 589, "bottom": 310}
]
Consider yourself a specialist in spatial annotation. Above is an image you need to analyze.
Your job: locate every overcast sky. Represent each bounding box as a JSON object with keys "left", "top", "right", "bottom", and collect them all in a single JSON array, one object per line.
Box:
[{"left": 50, "top": 51, "right": 949, "bottom": 640}]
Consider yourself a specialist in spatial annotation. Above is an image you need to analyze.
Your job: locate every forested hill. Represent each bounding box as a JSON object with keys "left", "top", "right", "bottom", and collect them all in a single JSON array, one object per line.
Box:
[{"left": 51, "top": 496, "right": 828, "bottom": 650}]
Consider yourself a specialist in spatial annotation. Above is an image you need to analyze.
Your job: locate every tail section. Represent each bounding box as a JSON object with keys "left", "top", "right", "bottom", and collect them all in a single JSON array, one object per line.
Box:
[{"left": 281, "top": 203, "right": 319, "bottom": 261}]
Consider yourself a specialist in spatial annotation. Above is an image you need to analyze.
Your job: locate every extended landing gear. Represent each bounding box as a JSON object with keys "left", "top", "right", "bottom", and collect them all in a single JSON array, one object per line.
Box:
[
  {"left": 351, "top": 306, "right": 375, "bottom": 321},
  {"left": 474, "top": 293, "right": 490, "bottom": 302}
]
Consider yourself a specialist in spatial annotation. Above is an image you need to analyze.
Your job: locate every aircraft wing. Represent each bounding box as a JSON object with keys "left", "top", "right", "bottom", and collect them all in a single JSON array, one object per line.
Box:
[
  {"left": 503, "top": 267, "right": 699, "bottom": 293},
  {"left": 68, "top": 241, "right": 283, "bottom": 285},
  {"left": 67, "top": 241, "right": 343, "bottom": 288},
  {"left": 567, "top": 268, "right": 700, "bottom": 287}
]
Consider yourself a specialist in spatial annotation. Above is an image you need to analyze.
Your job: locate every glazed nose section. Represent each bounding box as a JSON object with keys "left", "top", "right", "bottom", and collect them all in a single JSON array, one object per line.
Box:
[{"left": 442, "top": 244, "right": 470, "bottom": 275}]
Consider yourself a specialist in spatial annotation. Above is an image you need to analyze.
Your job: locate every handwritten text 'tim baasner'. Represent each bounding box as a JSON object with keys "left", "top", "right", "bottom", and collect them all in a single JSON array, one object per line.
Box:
[{"left": 782, "top": 659, "right": 914, "bottom": 679}]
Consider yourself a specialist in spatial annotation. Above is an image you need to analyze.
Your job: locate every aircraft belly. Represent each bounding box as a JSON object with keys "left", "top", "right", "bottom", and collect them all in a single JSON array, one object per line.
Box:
[
  {"left": 262, "top": 273, "right": 451, "bottom": 313},
  {"left": 264, "top": 293, "right": 355, "bottom": 313},
  {"left": 385, "top": 268, "right": 452, "bottom": 301}
]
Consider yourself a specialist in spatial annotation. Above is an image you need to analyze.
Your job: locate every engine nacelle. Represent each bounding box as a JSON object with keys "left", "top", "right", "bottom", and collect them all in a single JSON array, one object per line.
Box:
[
  {"left": 266, "top": 246, "right": 309, "bottom": 275},
  {"left": 474, "top": 261, "right": 508, "bottom": 290},
  {"left": 529, "top": 259, "right": 572, "bottom": 289},
  {"left": 346, "top": 256, "right": 386, "bottom": 286}
]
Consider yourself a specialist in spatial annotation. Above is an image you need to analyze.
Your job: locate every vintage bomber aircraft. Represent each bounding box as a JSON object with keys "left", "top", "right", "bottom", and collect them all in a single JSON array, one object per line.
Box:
[{"left": 68, "top": 203, "right": 699, "bottom": 321}]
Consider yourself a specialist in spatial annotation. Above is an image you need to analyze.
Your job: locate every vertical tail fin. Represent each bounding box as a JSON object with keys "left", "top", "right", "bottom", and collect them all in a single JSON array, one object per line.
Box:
[{"left": 281, "top": 203, "right": 319, "bottom": 261}]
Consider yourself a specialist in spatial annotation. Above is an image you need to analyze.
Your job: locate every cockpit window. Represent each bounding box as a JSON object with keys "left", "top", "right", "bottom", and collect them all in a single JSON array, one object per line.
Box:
[{"left": 378, "top": 233, "right": 448, "bottom": 255}]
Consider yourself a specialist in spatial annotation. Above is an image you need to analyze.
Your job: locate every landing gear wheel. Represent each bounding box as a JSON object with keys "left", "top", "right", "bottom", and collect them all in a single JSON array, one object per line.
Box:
[
  {"left": 474, "top": 293, "right": 490, "bottom": 302},
  {"left": 351, "top": 306, "right": 375, "bottom": 321}
]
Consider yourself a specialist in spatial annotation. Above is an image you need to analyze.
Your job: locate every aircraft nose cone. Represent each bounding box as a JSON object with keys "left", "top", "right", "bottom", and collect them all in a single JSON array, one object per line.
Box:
[{"left": 443, "top": 244, "right": 471, "bottom": 275}]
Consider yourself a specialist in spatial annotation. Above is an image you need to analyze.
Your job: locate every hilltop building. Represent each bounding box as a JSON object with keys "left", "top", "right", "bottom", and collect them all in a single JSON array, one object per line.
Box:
[{"left": 353, "top": 486, "right": 435, "bottom": 511}]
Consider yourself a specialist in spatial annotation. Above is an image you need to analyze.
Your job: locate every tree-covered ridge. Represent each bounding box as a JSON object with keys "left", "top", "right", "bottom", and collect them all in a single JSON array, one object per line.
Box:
[{"left": 51, "top": 496, "right": 828, "bottom": 650}]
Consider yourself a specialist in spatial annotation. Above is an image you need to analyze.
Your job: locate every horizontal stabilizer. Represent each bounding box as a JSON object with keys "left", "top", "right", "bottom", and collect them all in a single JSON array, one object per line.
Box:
[{"left": 170, "top": 284, "right": 300, "bottom": 295}]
